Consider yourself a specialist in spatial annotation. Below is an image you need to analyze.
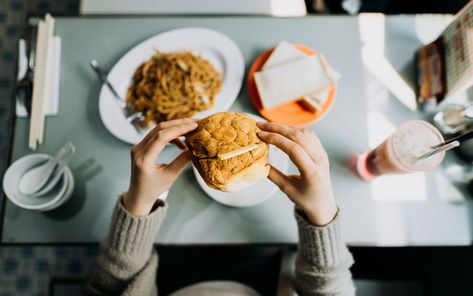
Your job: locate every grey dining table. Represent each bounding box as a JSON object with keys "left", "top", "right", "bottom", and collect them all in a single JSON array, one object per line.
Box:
[{"left": 2, "top": 14, "right": 473, "bottom": 246}]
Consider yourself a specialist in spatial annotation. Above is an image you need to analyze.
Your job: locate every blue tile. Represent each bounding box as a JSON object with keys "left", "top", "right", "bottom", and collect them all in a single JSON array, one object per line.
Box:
[
  {"left": 21, "top": 246, "right": 34, "bottom": 257},
  {"left": 15, "top": 276, "right": 31, "bottom": 291},
  {"left": 37, "top": 2, "right": 51, "bottom": 11},
  {"left": 67, "top": 258, "right": 84, "bottom": 274},
  {"left": 54, "top": 247, "right": 66, "bottom": 257},
  {"left": 10, "top": 1, "right": 22, "bottom": 11},
  {"left": 0, "top": 78, "right": 11, "bottom": 89},
  {"left": 5, "top": 25, "right": 18, "bottom": 37},
  {"left": 2, "top": 257, "right": 18, "bottom": 273},
  {"left": 66, "top": 1, "right": 78, "bottom": 12},
  {"left": 35, "top": 258, "right": 49, "bottom": 272},
  {"left": 3, "top": 51, "right": 14, "bottom": 62},
  {"left": 84, "top": 247, "right": 99, "bottom": 258}
]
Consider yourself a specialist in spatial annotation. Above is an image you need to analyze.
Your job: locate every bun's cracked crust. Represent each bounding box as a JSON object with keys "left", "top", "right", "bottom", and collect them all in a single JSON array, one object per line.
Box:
[{"left": 186, "top": 112, "right": 270, "bottom": 191}]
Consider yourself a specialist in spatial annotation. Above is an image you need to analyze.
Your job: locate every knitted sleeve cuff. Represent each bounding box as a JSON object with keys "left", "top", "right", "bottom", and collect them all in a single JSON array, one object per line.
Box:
[
  {"left": 295, "top": 208, "right": 348, "bottom": 268},
  {"left": 104, "top": 197, "right": 167, "bottom": 257}
]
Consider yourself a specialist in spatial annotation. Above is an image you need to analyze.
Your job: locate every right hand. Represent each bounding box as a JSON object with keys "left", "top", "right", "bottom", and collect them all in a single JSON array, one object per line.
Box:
[
  {"left": 257, "top": 122, "right": 338, "bottom": 226},
  {"left": 123, "top": 118, "right": 198, "bottom": 216}
]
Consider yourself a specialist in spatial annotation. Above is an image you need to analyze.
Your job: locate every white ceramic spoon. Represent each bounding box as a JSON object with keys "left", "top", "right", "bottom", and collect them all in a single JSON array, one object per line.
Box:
[
  {"left": 465, "top": 105, "right": 473, "bottom": 119},
  {"left": 31, "top": 149, "right": 75, "bottom": 197},
  {"left": 18, "top": 142, "right": 75, "bottom": 195}
]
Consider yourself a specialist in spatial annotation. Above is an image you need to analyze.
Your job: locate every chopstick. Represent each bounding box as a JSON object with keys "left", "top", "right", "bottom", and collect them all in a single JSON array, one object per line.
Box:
[
  {"left": 28, "top": 20, "right": 45, "bottom": 149},
  {"left": 430, "top": 128, "right": 473, "bottom": 149},
  {"left": 28, "top": 14, "right": 54, "bottom": 150},
  {"left": 37, "top": 14, "right": 54, "bottom": 145}
]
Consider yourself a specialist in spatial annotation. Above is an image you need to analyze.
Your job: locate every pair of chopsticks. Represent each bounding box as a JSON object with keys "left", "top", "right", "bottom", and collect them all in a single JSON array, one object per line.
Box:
[
  {"left": 28, "top": 14, "right": 55, "bottom": 150},
  {"left": 417, "top": 128, "right": 473, "bottom": 161}
]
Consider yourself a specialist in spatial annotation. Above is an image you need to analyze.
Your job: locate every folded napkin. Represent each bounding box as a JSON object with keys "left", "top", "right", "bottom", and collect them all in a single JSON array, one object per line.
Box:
[
  {"left": 16, "top": 36, "right": 61, "bottom": 117},
  {"left": 255, "top": 41, "right": 340, "bottom": 110}
]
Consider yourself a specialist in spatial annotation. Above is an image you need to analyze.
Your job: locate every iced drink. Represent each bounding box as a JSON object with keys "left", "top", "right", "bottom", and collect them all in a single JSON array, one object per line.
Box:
[{"left": 355, "top": 120, "right": 445, "bottom": 180}]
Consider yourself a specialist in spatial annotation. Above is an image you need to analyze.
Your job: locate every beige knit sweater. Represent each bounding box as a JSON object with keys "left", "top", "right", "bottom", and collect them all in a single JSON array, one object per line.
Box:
[{"left": 84, "top": 199, "right": 355, "bottom": 295}]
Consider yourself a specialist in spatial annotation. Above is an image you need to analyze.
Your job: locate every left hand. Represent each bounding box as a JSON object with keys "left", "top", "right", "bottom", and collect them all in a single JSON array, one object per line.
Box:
[
  {"left": 123, "top": 118, "right": 198, "bottom": 216},
  {"left": 257, "top": 122, "right": 338, "bottom": 226}
]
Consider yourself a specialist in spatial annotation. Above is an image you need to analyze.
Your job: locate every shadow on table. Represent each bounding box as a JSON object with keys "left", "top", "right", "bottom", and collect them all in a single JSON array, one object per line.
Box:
[{"left": 44, "top": 158, "right": 102, "bottom": 220}]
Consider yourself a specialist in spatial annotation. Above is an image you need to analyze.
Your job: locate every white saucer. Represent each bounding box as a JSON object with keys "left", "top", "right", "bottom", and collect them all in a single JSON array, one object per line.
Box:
[
  {"left": 192, "top": 113, "right": 289, "bottom": 207},
  {"left": 2, "top": 154, "right": 74, "bottom": 211}
]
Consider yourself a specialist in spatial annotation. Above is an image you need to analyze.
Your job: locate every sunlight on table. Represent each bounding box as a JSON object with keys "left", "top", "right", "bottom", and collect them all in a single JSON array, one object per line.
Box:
[
  {"left": 414, "top": 14, "right": 453, "bottom": 45},
  {"left": 359, "top": 14, "right": 417, "bottom": 111}
]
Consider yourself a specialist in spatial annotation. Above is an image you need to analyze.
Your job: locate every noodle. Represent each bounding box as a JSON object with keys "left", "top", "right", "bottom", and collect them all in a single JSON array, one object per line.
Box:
[{"left": 126, "top": 50, "right": 222, "bottom": 124}]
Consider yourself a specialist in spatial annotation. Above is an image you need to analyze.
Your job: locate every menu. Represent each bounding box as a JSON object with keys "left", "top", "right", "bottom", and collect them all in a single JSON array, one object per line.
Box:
[{"left": 417, "top": 1, "right": 473, "bottom": 105}]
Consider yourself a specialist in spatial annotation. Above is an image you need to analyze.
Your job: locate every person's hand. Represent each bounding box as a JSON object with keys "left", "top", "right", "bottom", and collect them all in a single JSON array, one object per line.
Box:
[
  {"left": 257, "top": 122, "right": 338, "bottom": 226},
  {"left": 123, "top": 118, "right": 198, "bottom": 216}
]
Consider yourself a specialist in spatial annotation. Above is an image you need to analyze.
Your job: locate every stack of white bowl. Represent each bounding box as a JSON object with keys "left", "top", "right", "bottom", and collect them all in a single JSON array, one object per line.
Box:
[{"left": 2, "top": 154, "right": 74, "bottom": 211}]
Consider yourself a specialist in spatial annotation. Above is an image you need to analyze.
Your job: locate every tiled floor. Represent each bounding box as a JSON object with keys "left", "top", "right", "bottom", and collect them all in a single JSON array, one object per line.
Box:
[{"left": 0, "top": 246, "right": 98, "bottom": 295}]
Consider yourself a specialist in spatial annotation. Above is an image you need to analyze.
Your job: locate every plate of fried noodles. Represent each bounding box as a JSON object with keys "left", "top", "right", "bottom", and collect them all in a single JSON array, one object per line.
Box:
[{"left": 98, "top": 27, "right": 245, "bottom": 144}]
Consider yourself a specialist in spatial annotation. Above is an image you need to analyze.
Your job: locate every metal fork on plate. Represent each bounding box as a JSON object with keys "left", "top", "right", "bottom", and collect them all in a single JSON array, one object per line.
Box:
[{"left": 89, "top": 60, "right": 146, "bottom": 134}]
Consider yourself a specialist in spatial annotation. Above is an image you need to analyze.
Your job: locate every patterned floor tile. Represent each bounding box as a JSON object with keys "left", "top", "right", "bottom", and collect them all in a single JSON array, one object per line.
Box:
[{"left": 0, "top": 246, "right": 98, "bottom": 294}]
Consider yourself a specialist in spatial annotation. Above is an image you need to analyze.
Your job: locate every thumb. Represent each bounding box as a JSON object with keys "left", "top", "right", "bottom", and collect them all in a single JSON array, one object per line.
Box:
[
  {"left": 268, "top": 165, "right": 290, "bottom": 192},
  {"left": 164, "top": 150, "right": 192, "bottom": 179}
]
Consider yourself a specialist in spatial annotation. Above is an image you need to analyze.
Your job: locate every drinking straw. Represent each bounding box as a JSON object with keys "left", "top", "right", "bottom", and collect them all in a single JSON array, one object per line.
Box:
[{"left": 416, "top": 141, "right": 460, "bottom": 161}]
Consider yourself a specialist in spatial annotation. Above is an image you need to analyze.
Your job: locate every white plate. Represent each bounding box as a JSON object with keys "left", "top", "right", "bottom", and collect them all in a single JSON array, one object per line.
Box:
[
  {"left": 192, "top": 114, "right": 290, "bottom": 208},
  {"left": 170, "top": 281, "right": 260, "bottom": 296},
  {"left": 98, "top": 27, "right": 245, "bottom": 144},
  {"left": 2, "top": 154, "right": 74, "bottom": 211}
]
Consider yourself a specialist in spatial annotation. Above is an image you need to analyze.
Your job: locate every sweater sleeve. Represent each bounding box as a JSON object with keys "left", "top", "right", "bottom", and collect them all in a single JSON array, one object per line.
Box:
[
  {"left": 294, "top": 209, "right": 355, "bottom": 296},
  {"left": 83, "top": 197, "right": 167, "bottom": 296}
]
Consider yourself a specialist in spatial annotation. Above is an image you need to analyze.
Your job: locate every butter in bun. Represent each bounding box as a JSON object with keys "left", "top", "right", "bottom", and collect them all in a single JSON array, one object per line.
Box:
[{"left": 185, "top": 112, "right": 270, "bottom": 192}]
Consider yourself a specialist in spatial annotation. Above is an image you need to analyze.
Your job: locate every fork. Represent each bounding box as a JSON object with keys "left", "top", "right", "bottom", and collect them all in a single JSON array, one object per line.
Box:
[
  {"left": 16, "top": 24, "right": 37, "bottom": 115},
  {"left": 89, "top": 60, "right": 146, "bottom": 134}
]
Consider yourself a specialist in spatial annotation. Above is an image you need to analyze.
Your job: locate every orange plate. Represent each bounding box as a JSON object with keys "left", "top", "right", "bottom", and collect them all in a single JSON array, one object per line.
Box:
[{"left": 248, "top": 44, "right": 336, "bottom": 127}]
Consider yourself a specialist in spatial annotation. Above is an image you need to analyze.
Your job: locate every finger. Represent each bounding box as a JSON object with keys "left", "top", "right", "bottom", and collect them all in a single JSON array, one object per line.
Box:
[
  {"left": 257, "top": 131, "right": 315, "bottom": 178},
  {"left": 257, "top": 122, "right": 323, "bottom": 162},
  {"left": 156, "top": 118, "right": 197, "bottom": 130},
  {"left": 267, "top": 165, "right": 291, "bottom": 193},
  {"left": 171, "top": 138, "right": 187, "bottom": 150},
  {"left": 307, "top": 131, "right": 329, "bottom": 162},
  {"left": 164, "top": 150, "right": 192, "bottom": 177},
  {"left": 143, "top": 122, "right": 198, "bottom": 161},
  {"left": 137, "top": 118, "right": 197, "bottom": 149}
]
